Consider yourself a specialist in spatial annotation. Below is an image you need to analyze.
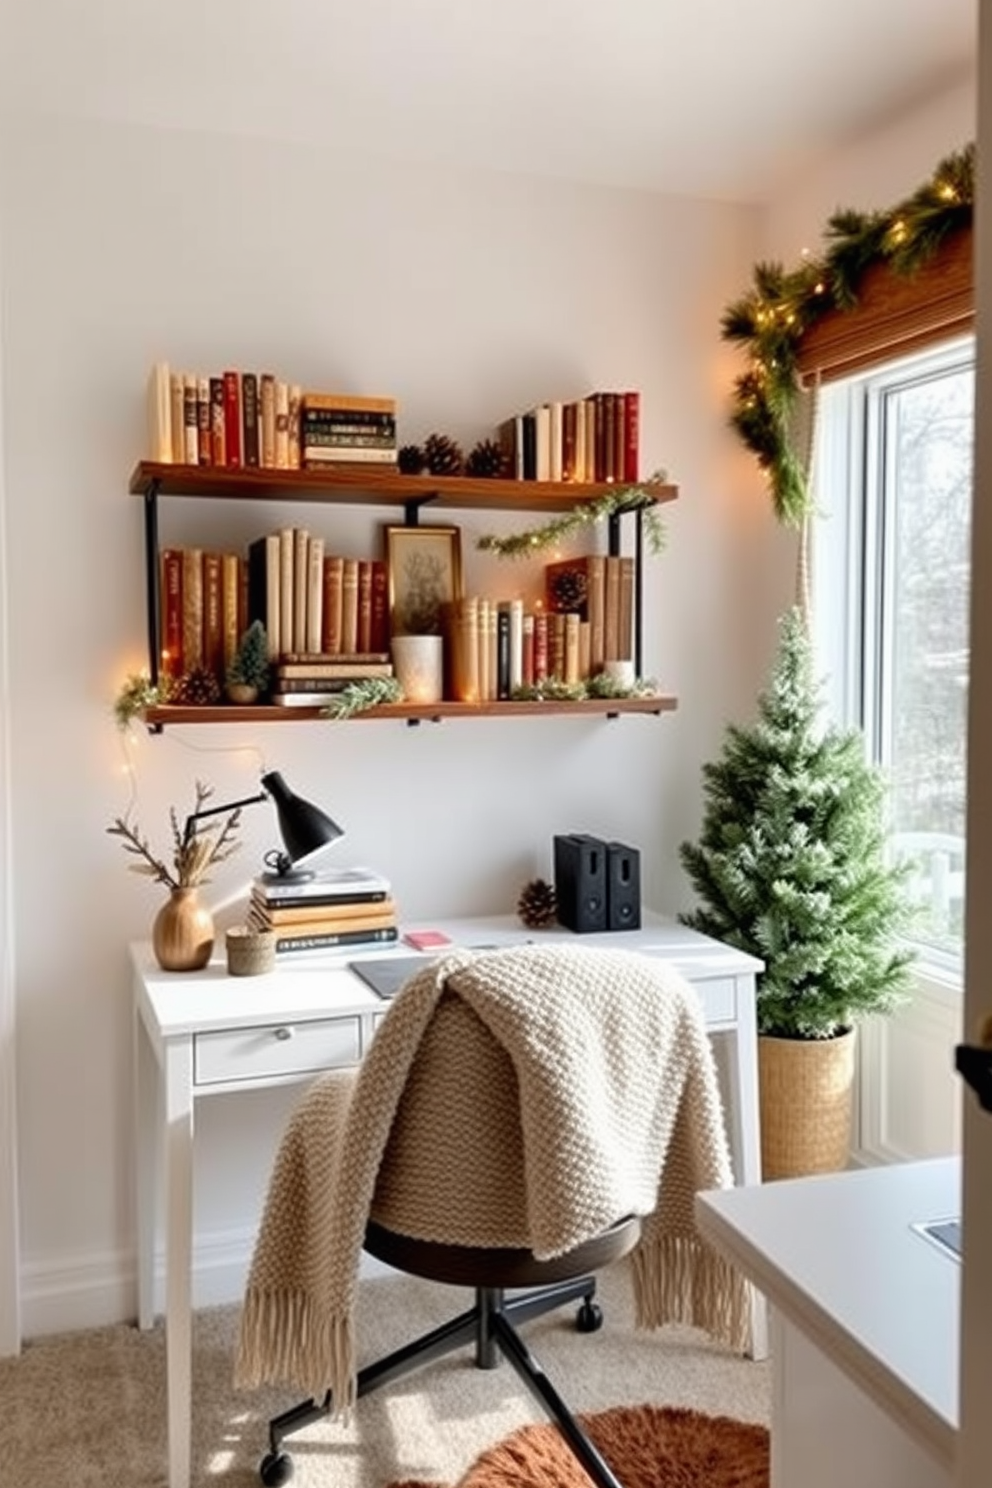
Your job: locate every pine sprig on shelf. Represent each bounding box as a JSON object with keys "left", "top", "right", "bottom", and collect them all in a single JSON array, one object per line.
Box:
[
  {"left": 512, "top": 674, "right": 660, "bottom": 703},
  {"left": 476, "top": 476, "right": 669, "bottom": 559},
  {"left": 113, "top": 672, "right": 167, "bottom": 730},
  {"left": 320, "top": 676, "right": 404, "bottom": 718}
]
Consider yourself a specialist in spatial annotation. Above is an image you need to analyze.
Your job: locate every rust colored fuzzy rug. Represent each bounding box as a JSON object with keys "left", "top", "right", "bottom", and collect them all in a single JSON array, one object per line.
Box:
[{"left": 388, "top": 1403, "right": 769, "bottom": 1488}]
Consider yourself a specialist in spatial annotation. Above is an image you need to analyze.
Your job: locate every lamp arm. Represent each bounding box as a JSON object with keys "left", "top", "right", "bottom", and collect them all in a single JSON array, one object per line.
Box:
[{"left": 182, "top": 790, "right": 268, "bottom": 846}]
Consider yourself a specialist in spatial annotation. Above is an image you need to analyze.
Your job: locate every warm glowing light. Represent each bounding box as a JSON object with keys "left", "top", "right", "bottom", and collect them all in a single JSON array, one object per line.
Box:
[{"left": 814, "top": 281, "right": 825, "bottom": 294}]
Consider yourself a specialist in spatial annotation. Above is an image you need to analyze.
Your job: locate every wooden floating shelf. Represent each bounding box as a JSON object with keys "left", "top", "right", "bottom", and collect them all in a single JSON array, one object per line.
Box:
[
  {"left": 142, "top": 696, "right": 678, "bottom": 729},
  {"left": 129, "top": 461, "right": 678, "bottom": 515}
]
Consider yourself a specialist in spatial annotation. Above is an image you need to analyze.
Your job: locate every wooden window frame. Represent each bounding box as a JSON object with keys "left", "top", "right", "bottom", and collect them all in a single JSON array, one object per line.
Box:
[{"left": 797, "top": 228, "right": 973, "bottom": 385}]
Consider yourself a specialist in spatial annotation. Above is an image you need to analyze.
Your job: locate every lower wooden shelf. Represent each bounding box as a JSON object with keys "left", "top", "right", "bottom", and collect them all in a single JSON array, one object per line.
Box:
[{"left": 142, "top": 696, "right": 678, "bottom": 729}]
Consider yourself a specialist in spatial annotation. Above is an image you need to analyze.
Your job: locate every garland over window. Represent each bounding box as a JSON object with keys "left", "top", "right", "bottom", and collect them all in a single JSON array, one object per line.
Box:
[{"left": 723, "top": 144, "right": 974, "bottom": 527}]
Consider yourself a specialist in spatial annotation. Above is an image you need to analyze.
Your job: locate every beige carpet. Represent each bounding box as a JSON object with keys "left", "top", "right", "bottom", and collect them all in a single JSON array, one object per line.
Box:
[{"left": 0, "top": 1259, "right": 769, "bottom": 1488}]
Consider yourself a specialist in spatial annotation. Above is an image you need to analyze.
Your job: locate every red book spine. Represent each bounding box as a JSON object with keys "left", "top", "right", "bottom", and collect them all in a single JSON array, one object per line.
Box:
[
  {"left": 593, "top": 393, "right": 606, "bottom": 482},
  {"left": 623, "top": 391, "right": 639, "bottom": 483},
  {"left": 369, "top": 559, "right": 388, "bottom": 653},
  {"left": 160, "top": 548, "right": 184, "bottom": 678},
  {"left": 223, "top": 372, "right": 242, "bottom": 468}
]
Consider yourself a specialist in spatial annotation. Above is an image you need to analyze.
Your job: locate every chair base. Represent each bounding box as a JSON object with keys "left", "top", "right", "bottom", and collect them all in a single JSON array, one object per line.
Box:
[{"left": 259, "top": 1276, "right": 625, "bottom": 1488}]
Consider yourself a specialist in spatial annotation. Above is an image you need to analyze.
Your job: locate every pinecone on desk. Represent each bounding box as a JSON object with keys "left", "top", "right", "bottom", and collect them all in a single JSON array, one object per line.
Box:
[
  {"left": 423, "top": 432, "right": 464, "bottom": 476},
  {"left": 517, "top": 877, "right": 557, "bottom": 929}
]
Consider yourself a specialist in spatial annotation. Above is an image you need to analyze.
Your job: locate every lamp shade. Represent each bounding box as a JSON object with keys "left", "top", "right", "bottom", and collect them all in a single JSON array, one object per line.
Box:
[{"left": 261, "top": 770, "right": 344, "bottom": 879}]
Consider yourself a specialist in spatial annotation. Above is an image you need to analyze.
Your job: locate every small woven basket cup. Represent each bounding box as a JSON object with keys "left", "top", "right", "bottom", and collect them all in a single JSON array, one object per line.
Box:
[{"left": 225, "top": 925, "right": 276, "bottom": 977}]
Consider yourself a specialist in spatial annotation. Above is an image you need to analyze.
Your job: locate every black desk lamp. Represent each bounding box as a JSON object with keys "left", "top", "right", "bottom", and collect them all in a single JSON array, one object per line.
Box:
[{"left": 181, "top": 770, "right": 344, "bottom": 883}]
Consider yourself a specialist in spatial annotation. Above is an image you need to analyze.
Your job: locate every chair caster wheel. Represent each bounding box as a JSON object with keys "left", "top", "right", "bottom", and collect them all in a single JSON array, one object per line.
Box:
[
  {"left": 576, "top": 1299, "right": 603, "bottom": 1333},
  {"left": 260, "top": 1450, "right": 294, "bottom": 1486}
]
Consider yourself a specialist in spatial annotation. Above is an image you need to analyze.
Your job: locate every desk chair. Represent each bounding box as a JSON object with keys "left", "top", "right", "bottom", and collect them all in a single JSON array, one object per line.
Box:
[
  {"left": 260, "top": 1214, "right": 640, "bottom": 1488},
  {"left": 243, "top": 946, "right": 747, "bottom": 1488}
]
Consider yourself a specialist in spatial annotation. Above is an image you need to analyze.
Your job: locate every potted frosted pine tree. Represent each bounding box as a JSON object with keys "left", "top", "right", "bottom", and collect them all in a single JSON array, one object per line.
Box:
[{"left": 679, "top": 608, "right": 915, "bottom": 1179}]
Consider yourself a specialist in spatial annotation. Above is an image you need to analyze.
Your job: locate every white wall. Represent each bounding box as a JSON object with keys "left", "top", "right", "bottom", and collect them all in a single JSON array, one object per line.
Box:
[
  {"left": 765, "top": 75, "right": 976, "bottom": 1163},
  {"left": 0, "top": 110, "right": 791, "bottom": 1335}
]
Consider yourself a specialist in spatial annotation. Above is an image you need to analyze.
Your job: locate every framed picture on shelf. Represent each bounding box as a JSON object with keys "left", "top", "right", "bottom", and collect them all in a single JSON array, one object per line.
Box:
[{"left": 385, "top": 524, "right": 463, "bottom": 636}]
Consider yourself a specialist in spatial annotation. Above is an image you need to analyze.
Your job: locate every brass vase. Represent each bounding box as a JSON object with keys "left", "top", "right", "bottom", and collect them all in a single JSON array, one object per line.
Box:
[{"left": 152, "top": 887, "right": 215, "bottom": 972}]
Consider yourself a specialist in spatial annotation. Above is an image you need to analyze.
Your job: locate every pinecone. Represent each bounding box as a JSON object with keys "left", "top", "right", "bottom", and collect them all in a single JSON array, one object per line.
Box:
[
  {"left": 174, "top": 666, "right": 222, "bottom": 706},
  {"left": 423, "top": 432, "right": 464, "bottom": 476},
  {"left": 517, "top": 877, "right": 558, "bottom": 929},
  {"left": 465, "top": 438, "right": 508, "bottom": 479},
  {"left": 549, "top": 568, "right": 587, "bottom": 613},
  {"left": 398, "top": 443, "right": 426, "bottom": 475}
]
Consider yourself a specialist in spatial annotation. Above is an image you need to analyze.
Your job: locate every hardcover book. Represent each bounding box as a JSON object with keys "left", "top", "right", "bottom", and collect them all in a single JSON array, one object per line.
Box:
[
  {"left": 275, "top": 380, "right": 290, "bottom": 469},
  {"left": 147, "top": 362, "right": 172, "bottom": 464},
  {"left": 252, "top": 866, "right": 391, "bottom": 902},
  {"left": 170, "top": 371, "right": 186, "bottom": 464},
  {"left": 259, "top": 373, "right": 276, "bottom": 468},
  {"left": 181, "top": 547, "right": 204, "bottom": 670},
  {"left": 242, "top": 372, "right": 260, "bottom": 467},
  {"left": 272, "top": 925, "right": 400, "bottom": 955},
  {"left": 197, "top": 377, "right": 212, "bottom": 466},
  {"left": 160, "top": 547, "right": 184, "bottom": 678},
  {"left": 183, "top": 375, "right": 199, "bottom": 466},
  {"left": 223, "top": 371, "right": 242, "bottom": 468},
  {"left": 210, "top": 377, "right": 226, "bottom": 467}
]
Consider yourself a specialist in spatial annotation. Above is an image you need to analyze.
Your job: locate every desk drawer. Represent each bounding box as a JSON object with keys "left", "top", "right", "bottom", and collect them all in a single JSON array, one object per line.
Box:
[
  {"left": 194, "top": 1017, "right": 362, "bottom": 1086},
  {"left": 690, "top": 976, "right": 738, "bottom": 1025}
]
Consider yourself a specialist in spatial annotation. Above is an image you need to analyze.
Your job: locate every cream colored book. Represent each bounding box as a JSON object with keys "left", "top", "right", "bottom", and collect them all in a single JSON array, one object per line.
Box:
[
  {"left": 306, "top": 536, "right": 325, "bottom": 655},
  {"left": 147, "top": 361, "right": 172, "bottom": 463}
]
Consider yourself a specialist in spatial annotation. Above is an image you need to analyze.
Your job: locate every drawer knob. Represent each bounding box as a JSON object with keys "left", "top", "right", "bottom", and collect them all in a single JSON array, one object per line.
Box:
[{"left": 273, "top": 1026, "right": 294, "bottom": 1042}]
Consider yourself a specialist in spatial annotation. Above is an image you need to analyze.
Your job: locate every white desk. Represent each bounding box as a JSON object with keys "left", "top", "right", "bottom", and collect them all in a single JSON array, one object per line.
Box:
[
  {"left": 132, "top": 912, "right": 765, "bottom": 1488},
  {"left": 697, "top": 1156, "right": 961, "bottom": 1488}
]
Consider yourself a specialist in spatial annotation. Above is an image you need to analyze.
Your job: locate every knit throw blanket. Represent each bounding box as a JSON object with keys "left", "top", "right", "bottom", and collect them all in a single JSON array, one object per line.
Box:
[{"left": 235, "top": 944, "right": 752, "bottom": 1411}]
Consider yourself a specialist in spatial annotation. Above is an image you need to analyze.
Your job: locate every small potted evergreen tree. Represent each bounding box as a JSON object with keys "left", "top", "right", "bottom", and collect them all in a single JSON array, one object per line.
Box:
[
  {"left": 226, "top": 620, "right": 270, "bottom": 704},
  {"left": 679, "top": 608, "right": 915, "bottom": 1179}
]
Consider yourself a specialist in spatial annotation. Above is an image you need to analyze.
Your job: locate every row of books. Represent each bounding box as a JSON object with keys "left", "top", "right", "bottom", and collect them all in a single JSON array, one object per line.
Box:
[
  {"left": 146, "top": 362, "right": 398, "bottom": 472},
  {"left": 246, "top": 529, "right": 389, "bottom": 661},
  {"left": 447, "top": 561, "right": 634, "bottom": 702},
  {"left": 248, "top": 865, "right": 398, "bottom": 955},
  {"left": 497, "top": 392, "right": 639, "bottom": 484},
  {"left": 160, "top": 535, "right": 390, "bottom": 683}
]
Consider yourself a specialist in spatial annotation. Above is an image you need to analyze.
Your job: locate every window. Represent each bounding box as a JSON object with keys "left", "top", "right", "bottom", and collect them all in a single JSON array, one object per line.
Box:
[{"left": 814, "top": 337, "right": 974, "bottom": 972}]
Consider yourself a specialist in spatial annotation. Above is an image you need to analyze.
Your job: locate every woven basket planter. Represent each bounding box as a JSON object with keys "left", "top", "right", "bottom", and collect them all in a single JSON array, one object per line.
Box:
[{"left": 758, "top": 1027, "right": 856, "bottom": 1180}]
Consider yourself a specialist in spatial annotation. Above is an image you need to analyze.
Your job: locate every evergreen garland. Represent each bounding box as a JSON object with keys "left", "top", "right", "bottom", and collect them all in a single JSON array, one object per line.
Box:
[
  {"left": 477, "top": 476, "right": 669, "bottom": 559},
  {"left": 321, "top": 676, "right": 404, "bottom": 718},
  {"left": 723, "top": 144, "right": 974, "bottom": 526},
  {"left": 679, "top": 609, "right": 915, "bottom": 1038}
]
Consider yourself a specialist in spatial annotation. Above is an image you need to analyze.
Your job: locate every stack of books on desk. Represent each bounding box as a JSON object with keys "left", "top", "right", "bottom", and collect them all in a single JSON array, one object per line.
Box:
[{"left": 248, "top": 866, "right": 399, "bottom": 955}]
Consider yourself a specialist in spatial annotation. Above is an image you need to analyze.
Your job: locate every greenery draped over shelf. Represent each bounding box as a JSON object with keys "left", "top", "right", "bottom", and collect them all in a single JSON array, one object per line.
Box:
[
  {"left": 723, "top": 144, "right": 974, "bottom": 527},
  {"left": 476, "top": 477, "right": 669, "bottom": 558}
]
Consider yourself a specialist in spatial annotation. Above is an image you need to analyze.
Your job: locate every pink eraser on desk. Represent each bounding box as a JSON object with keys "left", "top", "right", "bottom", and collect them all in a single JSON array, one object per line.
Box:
[{"left": 403, "top": 929, "right": 453, "bottom": 950}]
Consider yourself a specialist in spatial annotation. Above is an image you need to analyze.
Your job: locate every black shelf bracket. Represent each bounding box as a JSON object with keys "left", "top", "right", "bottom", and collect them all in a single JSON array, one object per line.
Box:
[
  {"left": 403, "top": 493, "right": 440, "bottom": 527},
  {"left": 143, "top": 479, "right": 162, "bottom": 691}
]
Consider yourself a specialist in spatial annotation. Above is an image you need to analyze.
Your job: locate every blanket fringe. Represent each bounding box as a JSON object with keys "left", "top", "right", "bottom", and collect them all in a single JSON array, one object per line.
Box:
[
  {"left": 235, "top": 1287, "right": 356, "bottom": 1416},
  {"left": 630, "top": 1235, "right": 753, "bottom": 1356}
]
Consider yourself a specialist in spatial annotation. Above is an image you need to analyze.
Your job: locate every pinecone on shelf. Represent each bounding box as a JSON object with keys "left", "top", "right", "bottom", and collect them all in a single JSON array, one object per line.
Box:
[
  {"left": 398, "top": 443, "right": 426, "bottom": 475},
  {"left": 517, "top": 877, "right": 558, "bottom": 930},
  {"left": 423, "top": 432, "right": 464, "bottom": 476},
  {"left": 465, "top": 438, "right": 508, "bottom": 479},
  {"left": 173, "top": 666, "right": 222, "bottom": 707},
  {"left": 549, "top": 568, "right": 588, "bottom": 613}
]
